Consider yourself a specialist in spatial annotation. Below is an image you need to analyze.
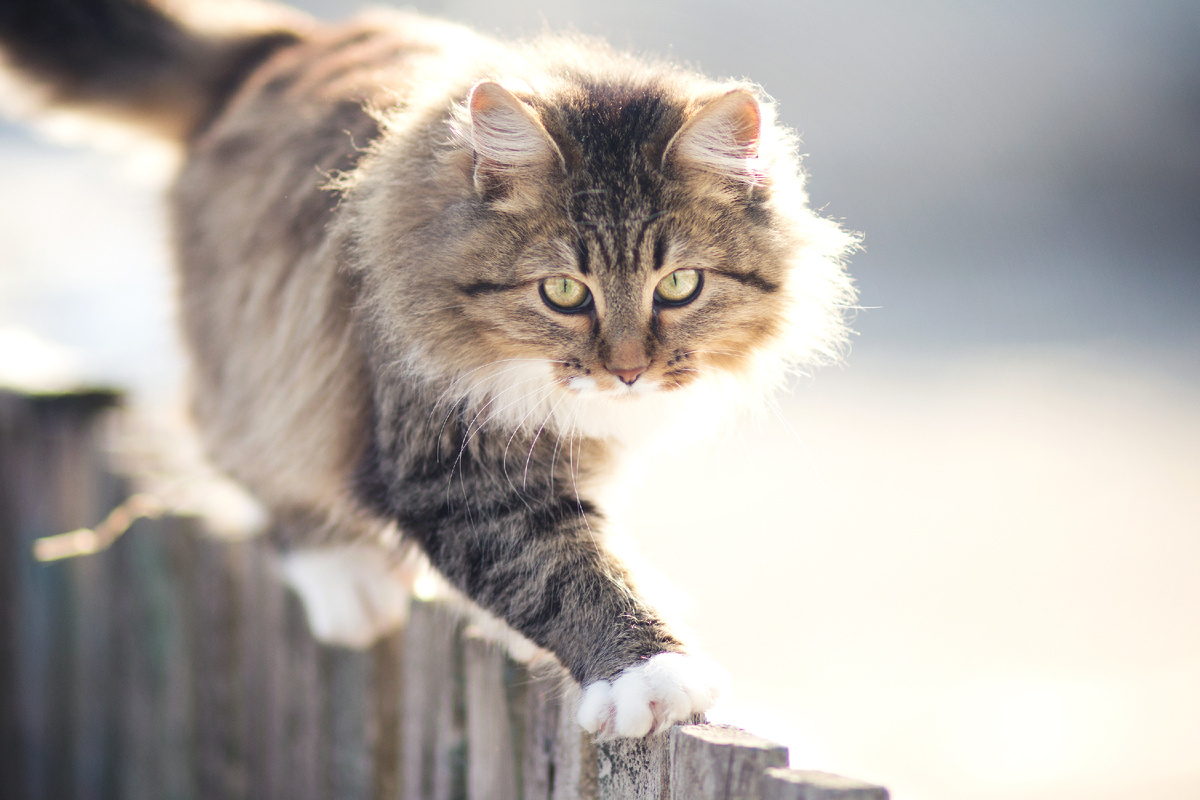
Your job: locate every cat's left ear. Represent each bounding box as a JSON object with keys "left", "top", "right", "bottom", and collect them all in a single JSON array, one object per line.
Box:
[
  {"left": 467, "top": 81, "right": 565, "bottom": 198},
  {"left": 662, "top": 89, "right": 762, "bottom": 186}
]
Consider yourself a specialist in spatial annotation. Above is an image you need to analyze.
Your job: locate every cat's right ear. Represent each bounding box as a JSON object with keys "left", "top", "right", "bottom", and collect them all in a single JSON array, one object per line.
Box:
[
  {"left": 466, "top": 81, "right": 565, "bottom": 199},
  {"left": 662, "top": 88, "right": 763, "bottom": 188}
]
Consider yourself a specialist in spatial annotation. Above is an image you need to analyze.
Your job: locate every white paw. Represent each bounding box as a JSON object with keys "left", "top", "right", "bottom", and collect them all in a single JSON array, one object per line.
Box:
[
  {"left": 577, "top": 652, "right": 727, "bottom": 739},
  {"left": 278, "top": 546, "right": 409, "bottom": 648}
]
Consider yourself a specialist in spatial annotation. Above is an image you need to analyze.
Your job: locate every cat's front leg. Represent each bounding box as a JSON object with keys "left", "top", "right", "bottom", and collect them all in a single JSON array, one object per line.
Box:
[
  {"left": 361, "top": 431, "right": 724, "bottom": 738},
  {"left": 406, "top": 494, "right": 724, "bottom": 738}
]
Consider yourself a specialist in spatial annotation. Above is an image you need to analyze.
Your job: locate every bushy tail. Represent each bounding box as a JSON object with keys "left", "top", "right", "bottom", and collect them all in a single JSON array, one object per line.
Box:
[{"left": 0, "top": 0, "right": 307, "bottom": 140}]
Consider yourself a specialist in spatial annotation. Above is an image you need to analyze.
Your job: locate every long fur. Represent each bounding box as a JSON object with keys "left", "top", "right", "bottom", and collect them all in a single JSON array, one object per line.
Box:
[
  {"left": 0, "top": 0, "right": 308, "bottom": 139},
  {"left": 0, "top": 0, "right": 857, "bottom": 734}
]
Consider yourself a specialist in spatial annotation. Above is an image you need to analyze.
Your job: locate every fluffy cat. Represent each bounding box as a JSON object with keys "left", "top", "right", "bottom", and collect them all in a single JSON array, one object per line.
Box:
[{"left": 0, "top": 0, "right": 856, "bottom": 738}]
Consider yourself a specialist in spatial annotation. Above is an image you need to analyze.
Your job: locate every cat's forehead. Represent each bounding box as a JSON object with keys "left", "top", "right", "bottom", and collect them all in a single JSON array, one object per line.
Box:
[
  {"left": 567, "top": 180, "right": 662, "bottom": 233},
  {"left": 557, "top": 85, "right": 681, "bottom": 160},
  {"left": 566, "top": 189, "right": 667, "bottom": 277},
  {"left": 552, "top": 85, "right": 681, "bottom": 219}
]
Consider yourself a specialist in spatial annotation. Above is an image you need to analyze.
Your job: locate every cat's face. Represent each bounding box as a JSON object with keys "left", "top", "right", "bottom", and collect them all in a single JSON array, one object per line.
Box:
[
  {"left": 448, "top": 81, "right": 793, "bottom": 403},
  {"left": 457, "top": 218, "right": 788, "bottom": 402},
  {"left": 349, "top": 74, "right": 853, "bottom": 438}
]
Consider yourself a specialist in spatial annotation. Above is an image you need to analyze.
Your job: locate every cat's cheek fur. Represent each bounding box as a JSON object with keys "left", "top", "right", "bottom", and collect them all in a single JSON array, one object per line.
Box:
[
  {"left": 278, "top": 545, "right": 411, "bottom": 647},
  {"left": 566, "top": 376, "right": 597, "bottom": 393},
  {"left": 577, "top": 652, "right": 728, "bottom": 739}
]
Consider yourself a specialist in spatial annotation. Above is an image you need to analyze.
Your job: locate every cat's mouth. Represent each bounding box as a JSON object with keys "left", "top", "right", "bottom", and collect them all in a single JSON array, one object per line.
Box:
[{"left": 564, "top": 374, "right": 669, "bottom": 397}]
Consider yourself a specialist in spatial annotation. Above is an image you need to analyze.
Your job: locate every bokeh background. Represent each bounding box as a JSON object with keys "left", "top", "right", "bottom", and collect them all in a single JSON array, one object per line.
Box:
[{"left": 2, "top": 1, "right": 1197, "bottom": 799}]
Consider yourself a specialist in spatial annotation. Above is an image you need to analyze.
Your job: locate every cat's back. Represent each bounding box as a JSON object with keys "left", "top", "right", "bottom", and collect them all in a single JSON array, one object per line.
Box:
[
  {"left": 174, "top": 10, "right": 489, "bottom": 283},
  {"left": 172, "top": 11, "right": 492, "bottom": 514}
]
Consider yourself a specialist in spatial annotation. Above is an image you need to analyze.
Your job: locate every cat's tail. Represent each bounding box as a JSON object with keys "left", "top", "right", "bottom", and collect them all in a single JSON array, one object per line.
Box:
[{"left": 0, "top": 0, "right": 310, "bottom": 141}]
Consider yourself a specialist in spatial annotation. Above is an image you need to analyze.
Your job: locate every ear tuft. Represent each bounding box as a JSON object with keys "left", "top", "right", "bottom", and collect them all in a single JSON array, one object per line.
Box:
[
  {"left": 467, "top": 81, "right": 562, "bottom": 195},
  {"left": 663, "top": 89, "right": 763, "bottom": 183}
]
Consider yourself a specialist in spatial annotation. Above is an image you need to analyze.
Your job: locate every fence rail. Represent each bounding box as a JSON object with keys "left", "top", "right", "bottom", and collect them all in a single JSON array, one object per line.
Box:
[{"left": 0, "top": 389, "right": 889, "bottom": 800}]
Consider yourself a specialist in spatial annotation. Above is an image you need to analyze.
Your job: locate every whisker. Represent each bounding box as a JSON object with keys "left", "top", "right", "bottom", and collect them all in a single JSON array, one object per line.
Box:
[
  {"left": 440, "top": 358, "right": 567, "bottom": 399},
  {"left": 429, "top": 358, "right": 565, "bottom": 431},
  {"left": 441, "top": 372, "right": 553, "bottom": 498},
  {"left": 460, "top": 373, "right": 549, "bottom": 444},
  {"left": 563, "top": 402, "right": 598, "bottom": 543},
  {"left": 498, "top": 381, "right": 563, "bottom": 500},
  {"left": 546, "top": 396, "right": 575, "bottom": 498},
  {"left": 521, "top": 387, "right": 573, "bottom": 490}
]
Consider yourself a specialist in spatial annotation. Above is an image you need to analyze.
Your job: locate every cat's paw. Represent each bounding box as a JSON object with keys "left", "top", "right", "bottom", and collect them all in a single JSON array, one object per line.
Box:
[
  {"left": 277, "top": 546, "right": 409, "bottom": 648},
  {"left": 577, "top": 652, "right": 727, "bottom": 739}
]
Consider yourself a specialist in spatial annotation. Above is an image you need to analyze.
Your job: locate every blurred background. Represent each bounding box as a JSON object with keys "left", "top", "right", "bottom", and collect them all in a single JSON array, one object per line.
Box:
[{"left": 2, "top": 1, "right": 1197, "bottom": 799}]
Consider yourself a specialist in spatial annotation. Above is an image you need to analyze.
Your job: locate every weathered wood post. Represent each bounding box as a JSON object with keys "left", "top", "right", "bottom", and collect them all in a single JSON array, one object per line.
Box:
[
  {"left": 463, "top": 632, "right": 521, "bottom": 800},
  {"left": 0, "top": 389, "right": 123, "bottom": 800},
  {"left": 670, "top": 724, "right": 789, "bottom": 800},
  {"left": 761, "top": 768, "right": 889, "bottom": 800}
]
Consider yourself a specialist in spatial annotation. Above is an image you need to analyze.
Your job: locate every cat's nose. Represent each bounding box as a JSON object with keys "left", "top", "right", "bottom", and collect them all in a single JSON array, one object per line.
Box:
[
  {"left": 607, "top": 364, "right": 648, "bottom": 385},
  {"left": 605, "top": 337, "right": 649, "bottom": 385}
]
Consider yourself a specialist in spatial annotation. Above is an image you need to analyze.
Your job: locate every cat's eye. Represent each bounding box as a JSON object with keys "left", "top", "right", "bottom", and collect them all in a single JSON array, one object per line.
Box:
[
  {"left": 540, "top": 276, "right": 592, "bottom": 312},
  {"left": 654, "top": 269, "right": 702, "bottom": 305}
]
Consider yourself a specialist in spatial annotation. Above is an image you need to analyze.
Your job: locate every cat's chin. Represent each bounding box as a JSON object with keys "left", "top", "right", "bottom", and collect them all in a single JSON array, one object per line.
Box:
[
  {"left": 560, "top": 367, "right": 775, "bottom": 447},
  {"left": 443, "top": 354, "right": 781, "bottom": 448},
  {"left": 565, "top": 375, "right": 669, "bottom": 399},
  {"left": 553, "top": 380, "right": 720, "bottom": 446}
]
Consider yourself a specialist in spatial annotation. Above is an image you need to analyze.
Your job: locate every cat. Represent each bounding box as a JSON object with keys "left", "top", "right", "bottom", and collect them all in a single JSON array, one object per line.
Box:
[{"left": 0, "top": 0, "right": 856, "bottom": 738}]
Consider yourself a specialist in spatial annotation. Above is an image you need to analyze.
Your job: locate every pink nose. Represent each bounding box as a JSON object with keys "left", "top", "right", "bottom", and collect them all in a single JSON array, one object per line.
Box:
[{"left": 607, "top": 365, "right": 648, "bottom": 385}]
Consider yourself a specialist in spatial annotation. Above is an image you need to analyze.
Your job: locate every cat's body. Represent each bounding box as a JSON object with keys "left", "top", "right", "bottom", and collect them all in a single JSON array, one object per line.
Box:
[{"left": 0, "top": 0, "right": 855, "bottom": 737}]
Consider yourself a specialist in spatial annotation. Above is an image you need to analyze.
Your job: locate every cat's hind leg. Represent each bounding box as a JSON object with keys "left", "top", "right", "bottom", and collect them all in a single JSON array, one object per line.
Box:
[{"left": 277, "top": 544, "right": 411, "bottom": 648}]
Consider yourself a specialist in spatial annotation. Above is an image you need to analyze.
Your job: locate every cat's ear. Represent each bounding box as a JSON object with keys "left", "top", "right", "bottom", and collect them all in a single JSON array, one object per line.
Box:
[
  {"left": 467, "top": 81, "right": 565, "bottom": 197},
  {"left": 663, "top": 89, "right": 762, "bottom": 185}
]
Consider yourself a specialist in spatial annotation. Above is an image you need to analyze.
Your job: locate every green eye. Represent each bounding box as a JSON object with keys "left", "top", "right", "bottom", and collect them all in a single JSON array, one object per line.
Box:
[
  {"left": 654, "top": 269, "right": 702, "bottom": 305},
  {"left": 540, "top": 276, "right": 592, "bottom": 311}
]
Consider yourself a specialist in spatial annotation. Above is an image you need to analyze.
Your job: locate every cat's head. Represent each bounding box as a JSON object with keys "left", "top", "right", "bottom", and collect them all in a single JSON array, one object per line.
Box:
[{"left": 346, "top": 63, "right": 855, "bottom": 440}]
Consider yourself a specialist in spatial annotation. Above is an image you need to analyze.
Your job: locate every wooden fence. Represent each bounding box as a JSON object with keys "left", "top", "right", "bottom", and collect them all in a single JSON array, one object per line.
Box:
[{"left": 0, "top": 389, "right": 889, "bottom": 800}]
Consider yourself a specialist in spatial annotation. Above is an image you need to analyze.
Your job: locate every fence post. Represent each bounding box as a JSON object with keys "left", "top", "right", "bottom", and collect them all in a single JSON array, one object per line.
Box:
[
  {"left": 401, "top": 600, "right": 466, "bottom": 800},
  {"left": 598, "top": 733, "right": 670, "bottom": 800},
  {"left": 760, "top": 768, "right": 889, "bottom": 800},
  {"left": 240, "top": 533, "right": 289, "bottom": 800},
  {"left": 112, "top": 515, "right": 200, "bottom": 800},
  {"left": 280, "top": 569, "right": 329, "bottom": 800},
  {"left": 68, "top": 507, "right": 121, "bottom": 800},
  {"left": 519, "top": 663, "right": 559, "bottom": 800},
  {"left": 464, "top": 633, "right": 520, "bottom": 800},
  {"left": 186, "top": 529, "right": 251, "bottom": 799},
  {"left": 0, "top": 390, "right": 122, "bottom": 800},
  {"left": 369, "top": 627, "right": 404, "bottom": 800},
  {"left": 669, "top": 724, "right": 789, "bottom": 800}
]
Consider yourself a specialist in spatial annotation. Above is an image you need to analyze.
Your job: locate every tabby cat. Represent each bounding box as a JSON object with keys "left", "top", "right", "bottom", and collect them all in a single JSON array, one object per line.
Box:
[{"left": 0, "top": 0, "right": 856, "bottom": 737}]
